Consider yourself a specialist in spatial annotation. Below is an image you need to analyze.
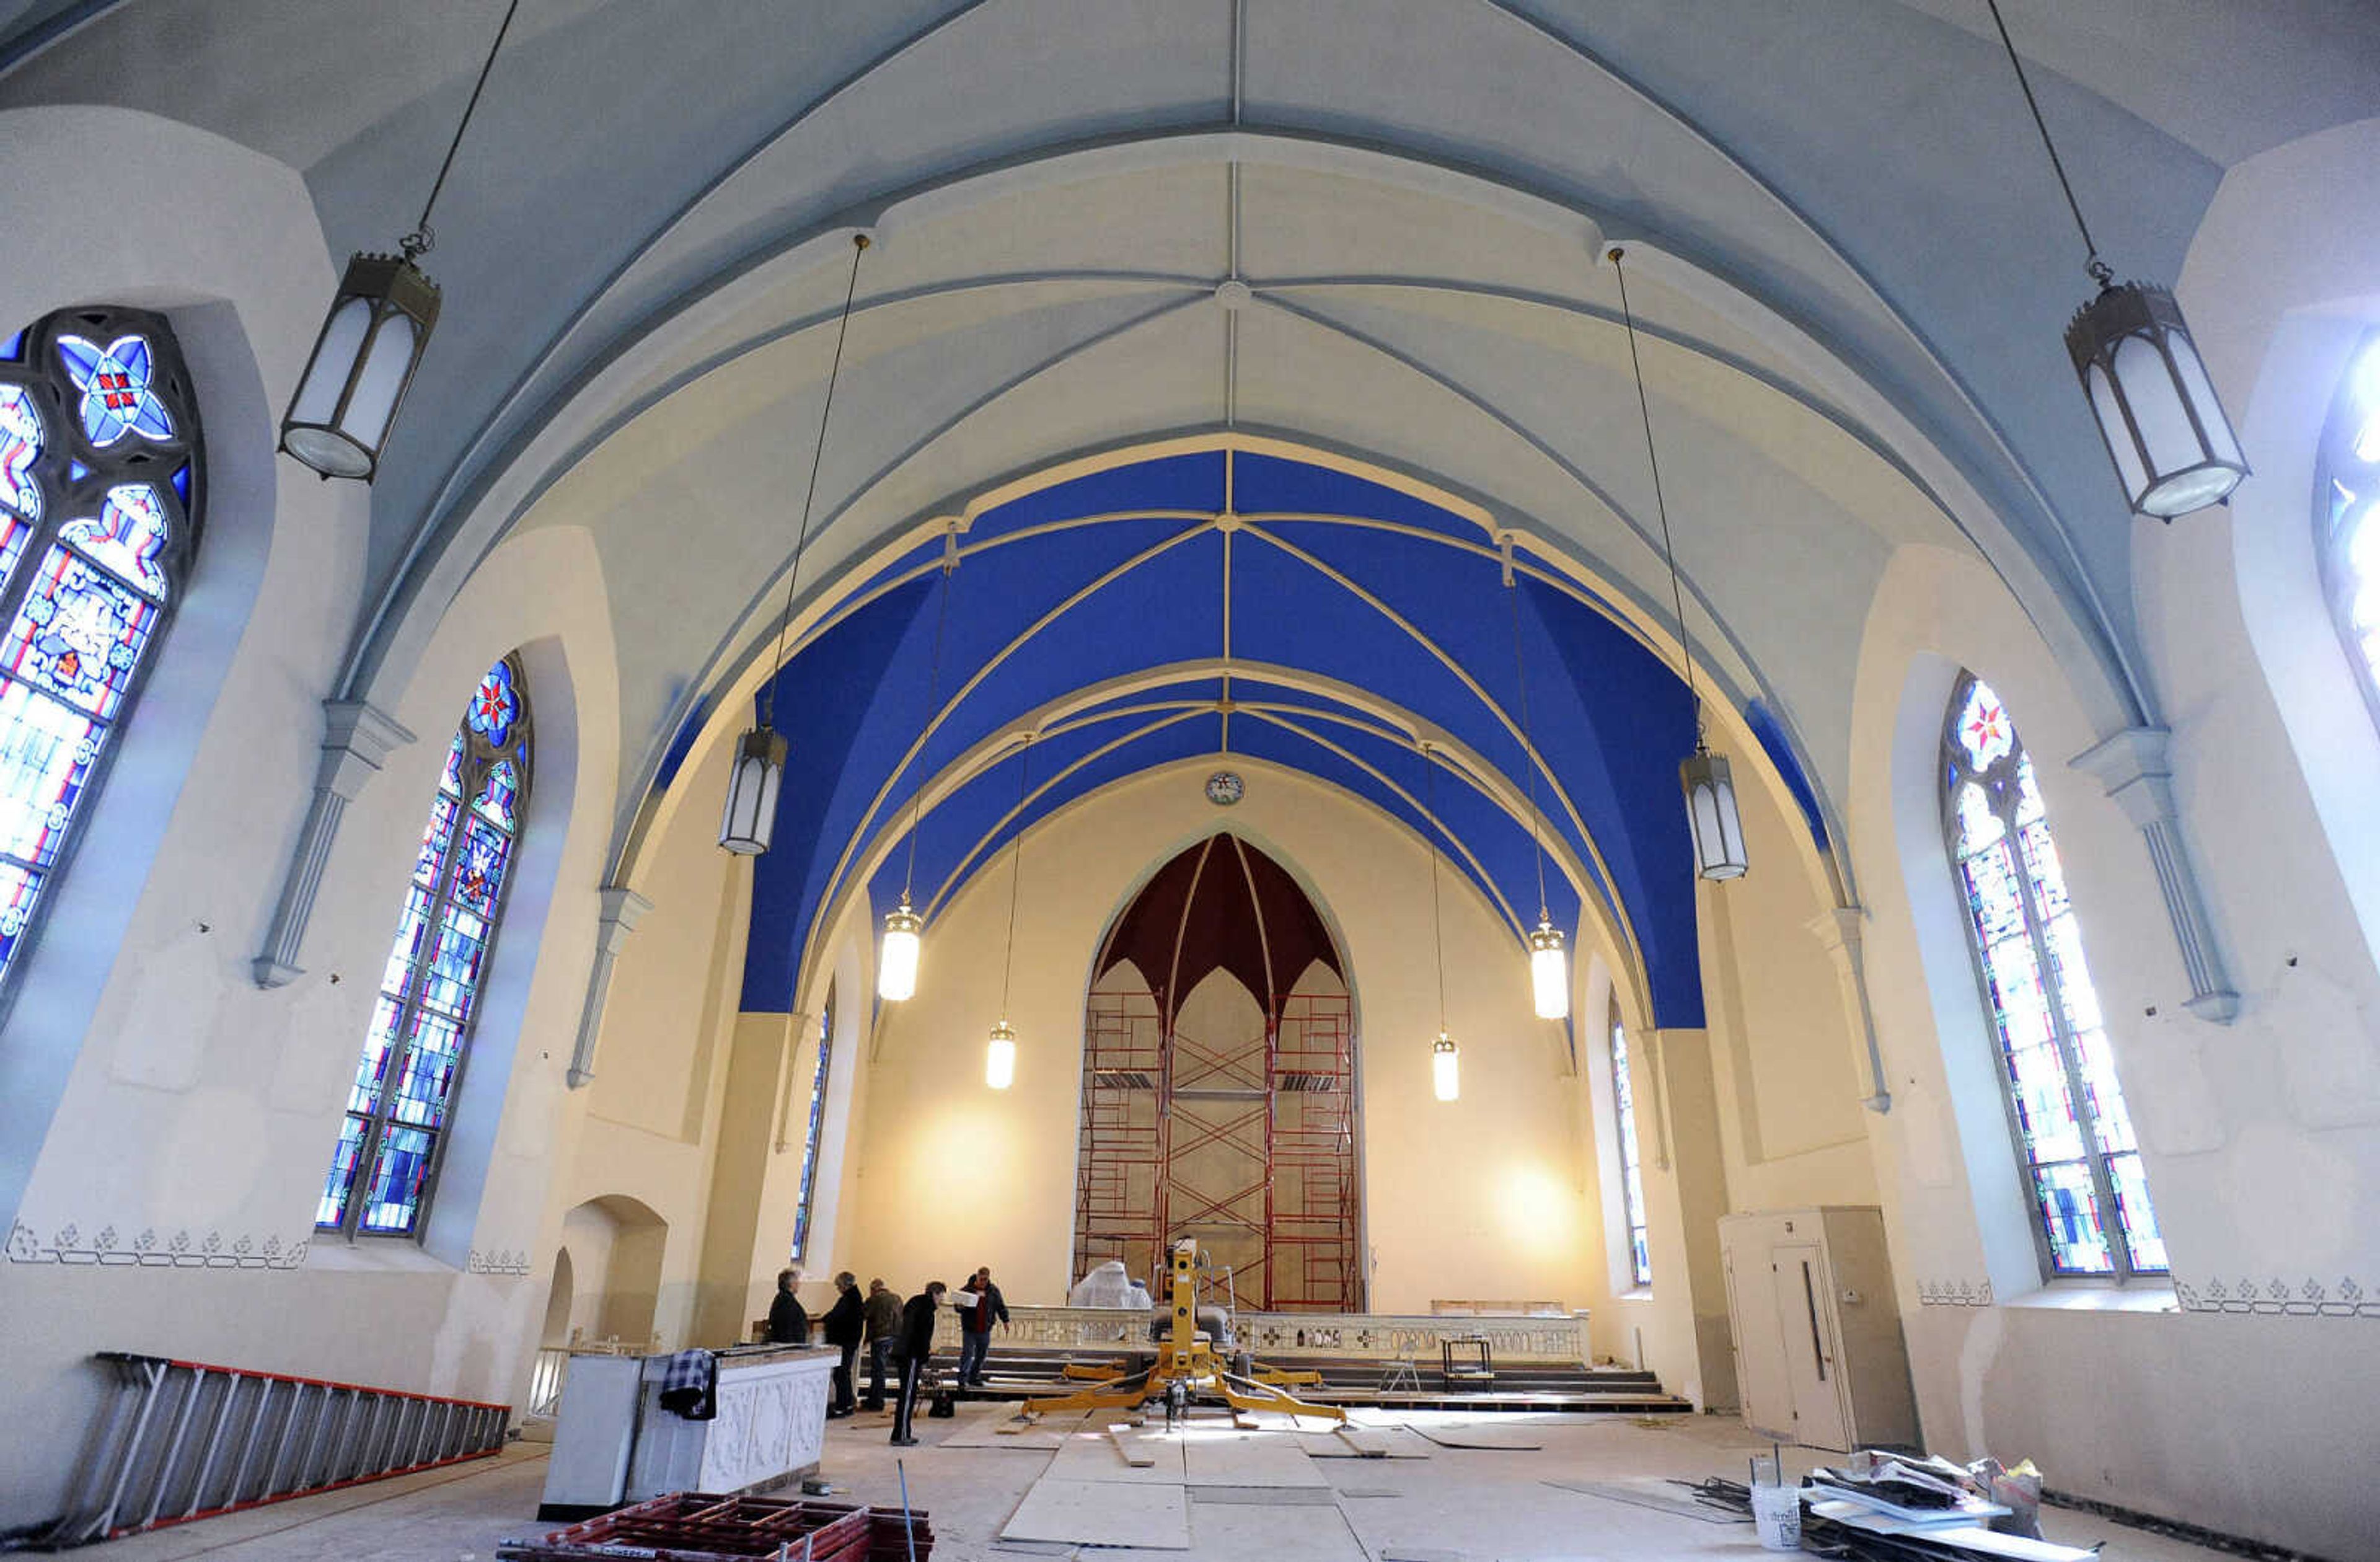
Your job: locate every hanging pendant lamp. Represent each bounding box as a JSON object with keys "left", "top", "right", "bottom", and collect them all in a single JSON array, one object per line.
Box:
[
  {"left": 1986, "top": 0, "right": 2246, "bottom": 519},
  {"left": 280, "top": 0, "right": 519, "bottom": 480},
  {"left": 880, "top": 537, "right": 959, "bottom": 1000},
  {"left": 1611, "top": 247, "right": 1748, "bottom": 882},
  {"left": 985, "top": 737, "right": 1033, "bottom": 1088},
  {"left": 1422, "top": 745, "right": 1459, "bottom": 1102},
  {"left": 717, "top": 233, "right": 871, "bottom": 856},
  {"left": 1505, "top": 554, "right": 1569, "bottom": 1019}
]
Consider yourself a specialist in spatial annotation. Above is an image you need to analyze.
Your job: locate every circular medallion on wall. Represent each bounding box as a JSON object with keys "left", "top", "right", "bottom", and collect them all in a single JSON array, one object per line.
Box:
[{"left": 1205, "top": 770, "right": 1245, "bottom": 806}]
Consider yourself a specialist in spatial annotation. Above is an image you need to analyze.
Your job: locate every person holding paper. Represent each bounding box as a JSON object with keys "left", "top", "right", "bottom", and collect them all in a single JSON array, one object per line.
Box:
[{"left": 956, "top": 1265, "right": 1010, "bottom": 1387}]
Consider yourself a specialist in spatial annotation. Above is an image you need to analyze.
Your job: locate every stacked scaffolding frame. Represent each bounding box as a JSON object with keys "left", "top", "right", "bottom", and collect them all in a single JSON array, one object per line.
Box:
[{"left": 1073, "top": 984, "right": 1360, "bottom": 1311}]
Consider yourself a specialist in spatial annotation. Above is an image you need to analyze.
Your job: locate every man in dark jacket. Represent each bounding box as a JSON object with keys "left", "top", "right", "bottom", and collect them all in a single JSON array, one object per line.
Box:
[
  {"left": 958, "top": 1266, "right": 1010, "bottom": 1387},
  {"left": 767, "top": 1268, "right": 808, "bottom": 1345},
  {"left": 821, "top": 1271, "right": 864, "bottom": 1418},
  {"left": 889, "top": 1281, "right": 947, "bottom": 1446},
  {"left": 861, "top": 1277, "right": 902, "bottom": 1411}
]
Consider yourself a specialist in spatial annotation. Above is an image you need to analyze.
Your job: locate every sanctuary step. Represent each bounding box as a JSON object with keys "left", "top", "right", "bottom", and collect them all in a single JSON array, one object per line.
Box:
[{"left": 915, "top": 1346, "right": 1691, "bottom": 1414}]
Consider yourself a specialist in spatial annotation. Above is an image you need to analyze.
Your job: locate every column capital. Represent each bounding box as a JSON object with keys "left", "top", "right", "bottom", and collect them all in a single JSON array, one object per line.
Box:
[
  {"left": 315, "top": 699, "right": 416, "bottom": 801},
  {"left": 2070, "top": 725, "right": 2175, "bottom": 829}
]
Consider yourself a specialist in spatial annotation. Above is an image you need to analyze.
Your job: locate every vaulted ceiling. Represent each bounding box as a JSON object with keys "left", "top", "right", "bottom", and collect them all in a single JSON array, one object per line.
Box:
[{"left": 5, "top": 1, "right": 2369, "bottom": 1005}]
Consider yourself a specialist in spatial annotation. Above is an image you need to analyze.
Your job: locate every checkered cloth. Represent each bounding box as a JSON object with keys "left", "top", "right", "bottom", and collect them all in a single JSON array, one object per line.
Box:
[{"left": 656, "top": 1349, "right": 716, "bottom": 1421}]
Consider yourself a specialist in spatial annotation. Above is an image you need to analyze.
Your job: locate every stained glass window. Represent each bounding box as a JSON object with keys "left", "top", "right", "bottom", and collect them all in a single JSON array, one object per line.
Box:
[
  {"left": 1609, "top": 996, "right": 1651, "bottom": 1287},
  {"left": 790, "top": 985, "right": 835, "bottom": 1261},
  {"left": 2318, "top": 332, "right": 2380, "bottom": 713},
  {"left": 1942, "top": 674, "right": 2167, "bottom": 1279},
  {"left": 0, "top": 308, "right": 199, "bottom": 995},
  {"left": 319, "top": 657, "right": 531, "bottom": 1238}
]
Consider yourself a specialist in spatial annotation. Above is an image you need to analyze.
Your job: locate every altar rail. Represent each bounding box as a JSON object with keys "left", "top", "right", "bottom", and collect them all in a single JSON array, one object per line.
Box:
[{"left": 931, "top": 1305, "right": 1590, "bottom": 1365}]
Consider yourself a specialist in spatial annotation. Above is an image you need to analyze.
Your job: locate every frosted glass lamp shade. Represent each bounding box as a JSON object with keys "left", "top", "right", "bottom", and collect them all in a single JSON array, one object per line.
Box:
[
  {"left": 716, "top": 725, "right": 787, "bottom": 855},
  {"left": 2066, "top": 280, "right": 2248, "bottom": 519},
  {"left": 280, "top": 253, "right": 441, "bottom": 482},
  {"left": 878, "top": 902, "right": 923, "bottom": 1000},
  {"left": 1527, "top": 921, "right": 1569, "bottom": 1020},
  {"left": 985, "top": 1020, "right": 1018, "bottom": 1089},
  {"left": 1681, "top": 748, "right": 1748, "bottom": 881},
  {"left": 1431, "top": 1032, "right": 1460, "bottom": 1102}
]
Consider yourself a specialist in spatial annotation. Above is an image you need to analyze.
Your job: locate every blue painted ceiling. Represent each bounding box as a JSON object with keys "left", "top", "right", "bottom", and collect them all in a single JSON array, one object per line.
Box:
[{"left": 738, "top": 449, "right": 1714, "bottom": 1026}]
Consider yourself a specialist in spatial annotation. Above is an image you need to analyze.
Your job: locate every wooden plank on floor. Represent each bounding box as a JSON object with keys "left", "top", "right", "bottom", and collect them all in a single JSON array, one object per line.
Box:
[
  {"left": 1110, "top": 1424, "right": 1159, "bottom": 1466},
  {"left": 1334, "top": 1426, "right": 1388, "bottom": 1458},
  {"left": 1181, "top": 1432, "right": 1327, "bottom": 1488},
  {"left": 1000, "top": 1477, "right": 1190, "bottom": 1550},
  {"left": 1047, "top": 1429, "right": 1187, "bottom": 1483},
  {"left": 1411, "top": 1422, "right": 1544, "bottom": 1450},
  {"left": 1297, "top": 1428, "right": 1432, "bottom": 1459}
]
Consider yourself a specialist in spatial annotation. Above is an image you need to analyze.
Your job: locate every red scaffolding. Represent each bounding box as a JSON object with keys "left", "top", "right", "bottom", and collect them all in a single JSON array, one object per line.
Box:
[{"left": 1074, "top": 983, "right": 1360, "bottom": 1311}]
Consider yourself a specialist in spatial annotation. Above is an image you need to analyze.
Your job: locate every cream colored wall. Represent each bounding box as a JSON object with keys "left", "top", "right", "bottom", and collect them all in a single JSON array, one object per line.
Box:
[
  {"left": 552, "top": 735, "right": 751, "bottom": 1351},
  {"left": 1698, "top": 770, "right": 1879, "bottom": 1214},
  {"left": 830, "top": 759, "right": 1610, "bottom": 1318}
]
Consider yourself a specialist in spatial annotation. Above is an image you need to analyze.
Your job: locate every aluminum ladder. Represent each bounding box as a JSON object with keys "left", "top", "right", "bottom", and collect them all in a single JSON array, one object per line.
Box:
[{"left": 37, "top": 1351, "right": 510, "bottom": 1545}]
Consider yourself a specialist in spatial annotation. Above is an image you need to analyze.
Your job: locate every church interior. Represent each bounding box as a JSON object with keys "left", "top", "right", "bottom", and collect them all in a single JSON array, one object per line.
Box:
[{"left": 0, "top": 2, "right": 2377, "bottom": 1558}]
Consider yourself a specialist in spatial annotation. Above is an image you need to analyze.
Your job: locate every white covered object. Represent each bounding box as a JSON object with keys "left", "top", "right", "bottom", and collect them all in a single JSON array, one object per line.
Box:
[{"left": 1069, "top": 1260, "right": 1153, "bottom": 1310}]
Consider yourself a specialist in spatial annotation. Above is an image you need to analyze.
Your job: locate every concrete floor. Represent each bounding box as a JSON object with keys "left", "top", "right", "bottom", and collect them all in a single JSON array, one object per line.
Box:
[{"left": 87, "top": 1408, "right": 2244, "bottom": 1562}]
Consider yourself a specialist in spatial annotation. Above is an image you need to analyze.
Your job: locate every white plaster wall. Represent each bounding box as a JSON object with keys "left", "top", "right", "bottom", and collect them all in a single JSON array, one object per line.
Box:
[
  {"left": 1846, "top": 517, "right": 2380, "bottom": 1553},
  {"left": 832, "top": 758, "right": 1609, "bottom": 1317}
]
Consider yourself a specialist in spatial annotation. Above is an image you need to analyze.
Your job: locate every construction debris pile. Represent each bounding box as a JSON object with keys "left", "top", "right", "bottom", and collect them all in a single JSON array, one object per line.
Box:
[
  {"left": 1697, "top": 1445, "right": 2090, "bottom": 1562},
  {"left": 496, "top": 1493, "right": 934, "bottom": 1561}
]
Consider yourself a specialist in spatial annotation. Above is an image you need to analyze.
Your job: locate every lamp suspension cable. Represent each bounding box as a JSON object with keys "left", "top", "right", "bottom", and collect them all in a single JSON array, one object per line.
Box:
[
  {"left": 1611, "top": 245, "right": 1750, "bottom": 881},
  {"left": 998, "top": 738, "right": 1033, "bottom": 1018},
  {"left": 1609, "top": 247, "right": 1698, "bottom": 725},
  {"left": 1983, "top": 0, "right": 2110, "bottom": 288},
  {"left": 899, "top": 551, "right": 958, "bottom": 906},
  {"left": 1507, "top": 571, "right": 1549, "bottom": 923},
  {"left": 402, "top": 0, "right": 522, "bottom": 260},
  {"left": 760, "top": 234, "right": 871, "bottom": 733},
  {"left": 1425, "top": 747, "right": 1447, "bottom": 1031}
]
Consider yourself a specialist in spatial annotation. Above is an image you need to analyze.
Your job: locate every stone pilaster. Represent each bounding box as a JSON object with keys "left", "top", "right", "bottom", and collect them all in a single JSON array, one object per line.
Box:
[
  {"left": 566, "top": 886, "right": 655, "bottom": 1088},
  {"left": 2070, "top": 727, "right": 2239, "bottom": 1023},
  {"left": 252, "top": 700, "right": 415, "bottom": 988}
]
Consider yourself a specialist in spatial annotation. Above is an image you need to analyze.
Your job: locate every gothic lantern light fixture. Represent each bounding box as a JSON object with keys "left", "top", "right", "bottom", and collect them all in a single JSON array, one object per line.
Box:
[
  {"left": 1422, "top": 745, "right": 1459, "bottom": 1102},
  {"left": 716, "top": 233, "right": 871, "bottom": 856},
  {"left": 1504, "top": 547, "right": 1569, "bottom": 1020},
  {"left": 880, "top": 533, "right": 960, "bottom": 1001},
  {"left": 280, "top": 0, "right": 519, "bottom": 480},
  {"left": 1611, "top": 246, "right": 1748, "bottom": 882},
  {"left": 1987, "top": 0, "right": 2246, "bottom": 519},
  {"left": 985, "top": 737, "right": 1033, "bottom": 1088}
]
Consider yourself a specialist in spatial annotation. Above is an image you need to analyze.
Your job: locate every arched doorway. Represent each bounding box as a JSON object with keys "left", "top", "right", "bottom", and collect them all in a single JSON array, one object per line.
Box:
[{"left": 1073, "top": 834, "right": 1362, "bottom": 1311}]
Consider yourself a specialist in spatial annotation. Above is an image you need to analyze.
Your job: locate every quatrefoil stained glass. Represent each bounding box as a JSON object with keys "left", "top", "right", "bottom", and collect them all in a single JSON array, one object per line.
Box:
[
  {"left": 0, "top": 308, "right": 196, "bottom": 991},
  {"left": 57, "top": 334, "right": 174, "bottom": 448},
  {"left": 321, "top": 655, "right": 532, "bottom": 1238}
]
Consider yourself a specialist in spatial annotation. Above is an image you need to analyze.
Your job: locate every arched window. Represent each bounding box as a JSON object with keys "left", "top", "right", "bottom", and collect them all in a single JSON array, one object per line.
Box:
[
  {"left": 0, "top": 308, "right": 199, "bottom": 995},
  {"left": 1608, "top": 995, "right": 1651, "bottom": 1287},
  {"left": 1942, "top": 675, "right": 2166, "bottom": 1279},
  {"left": 2318, "top": 330, "right": 2380, "bottom": 711},
  {"left": 790, "top": 982, "right": 835, "bottom": 1261},
  {"left": 319, "top": 656, "right": 532, "bottom": 1238}
]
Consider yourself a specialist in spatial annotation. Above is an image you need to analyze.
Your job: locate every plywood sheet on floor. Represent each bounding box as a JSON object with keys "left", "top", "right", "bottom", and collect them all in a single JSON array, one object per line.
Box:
[
  {"left": 1000, "top": 1477, "right": 1190, "bottom": 1549},
  {"left": 1106, "top": 1502, "right": 1368, "bottom": 1562},
  {"left": 1046, "top": 1429, "right": 1188, "bottom": 1483},
  {"left": 1180, "top": 1432, "right": 1326, "bottom": 1487}
]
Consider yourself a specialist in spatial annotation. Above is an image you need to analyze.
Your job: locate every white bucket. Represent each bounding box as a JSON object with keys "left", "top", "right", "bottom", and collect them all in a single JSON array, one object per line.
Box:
[{"left": 1749, "top": 1481, "right": 1802, "bottom": 1551}]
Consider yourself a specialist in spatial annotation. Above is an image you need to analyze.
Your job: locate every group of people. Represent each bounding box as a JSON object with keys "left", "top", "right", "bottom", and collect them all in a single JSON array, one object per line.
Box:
[{"left": 767, "top": 1265, "right": 1011, "bottom": 1444}]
